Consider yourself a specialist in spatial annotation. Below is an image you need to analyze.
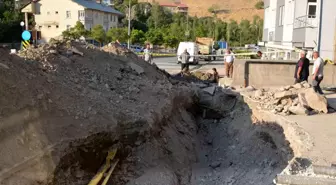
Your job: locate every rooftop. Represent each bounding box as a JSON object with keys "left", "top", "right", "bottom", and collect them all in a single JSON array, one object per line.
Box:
[
  {"left": 159, "top": 3, "right": 188, "bottom": 8},
  {"left": 72, "top": 0, "right": 123, "bottom": 15}
]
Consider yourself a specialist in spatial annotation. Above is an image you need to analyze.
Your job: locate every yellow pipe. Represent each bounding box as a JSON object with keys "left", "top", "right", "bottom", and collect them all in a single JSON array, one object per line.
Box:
[
  {"left": 101, "top": 159, "right": 119, "bottom": 185},
  {"left": 87, "top": 148, "right": 117, "bottom": 185}
]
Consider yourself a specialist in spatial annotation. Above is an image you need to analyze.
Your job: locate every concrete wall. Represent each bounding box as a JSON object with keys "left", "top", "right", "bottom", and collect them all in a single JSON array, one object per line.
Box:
[
  {"left": 231, "top": 60, "right": 336, "bottom": 88},
  {"left": 319, "top": 0, "right": 336, "bottom": 61}
]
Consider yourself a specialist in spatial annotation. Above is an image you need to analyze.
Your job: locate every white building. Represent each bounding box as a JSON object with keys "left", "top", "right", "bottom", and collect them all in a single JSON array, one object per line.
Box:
[
  {"left": 21, "top": 0, "right": 123, "bottom": 42},
  {"left": 263, "top": 0, "right": 336, "bottom": 61}
]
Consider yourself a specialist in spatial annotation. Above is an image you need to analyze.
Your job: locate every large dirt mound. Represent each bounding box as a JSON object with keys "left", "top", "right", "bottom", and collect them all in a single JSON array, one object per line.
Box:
[{"left": 0, "top": 42, "right": 193, "bottom": 185}]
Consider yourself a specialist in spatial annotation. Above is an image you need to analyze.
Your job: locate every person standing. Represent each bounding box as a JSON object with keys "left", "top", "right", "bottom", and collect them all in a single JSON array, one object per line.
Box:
[
  {"left": 179, "top": 49, "right": 190, "bottom": 74},
  {"left": 224, "top": 49, "right": 234, "bottom": 78},
  {"left": 312, "top": 51, "right": 324, "bottom": 94},
  {"left": 294, "top": 50, "right": 310, "bottom": 83},
  {"left": 143, "top": 44, "right": 153, "bottom": 64}
]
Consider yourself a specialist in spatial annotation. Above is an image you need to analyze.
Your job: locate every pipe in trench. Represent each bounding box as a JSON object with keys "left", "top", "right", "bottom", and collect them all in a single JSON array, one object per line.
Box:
[{"left": 313, "top": 165, "right": 336, "bottom": 177}]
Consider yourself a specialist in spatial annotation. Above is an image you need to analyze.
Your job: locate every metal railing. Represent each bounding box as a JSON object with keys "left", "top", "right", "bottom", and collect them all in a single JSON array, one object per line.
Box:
[{"left": 294, "top": 15, "right": 318, "bottom": 29}]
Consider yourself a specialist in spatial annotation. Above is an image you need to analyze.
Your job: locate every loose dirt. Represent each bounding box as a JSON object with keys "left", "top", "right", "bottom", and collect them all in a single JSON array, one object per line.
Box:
[{"left": 1, "top": 41, "right": 296, "bottom": 185}]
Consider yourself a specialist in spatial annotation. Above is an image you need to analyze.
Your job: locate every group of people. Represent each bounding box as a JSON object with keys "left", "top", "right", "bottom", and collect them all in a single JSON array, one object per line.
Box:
[{"left": 294, "top": 50, "right": 324, "bottom": 94}]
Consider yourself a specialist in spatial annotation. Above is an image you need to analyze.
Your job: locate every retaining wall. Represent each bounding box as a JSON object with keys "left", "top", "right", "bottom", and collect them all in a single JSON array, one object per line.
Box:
[{"left": 231, "top": 60, "right": 336, "bottom": 88}]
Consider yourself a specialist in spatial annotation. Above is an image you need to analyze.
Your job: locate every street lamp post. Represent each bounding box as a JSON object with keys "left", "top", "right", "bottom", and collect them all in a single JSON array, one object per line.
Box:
[{"left": 127, "top": 0, "right": 131, "bottom": 49}]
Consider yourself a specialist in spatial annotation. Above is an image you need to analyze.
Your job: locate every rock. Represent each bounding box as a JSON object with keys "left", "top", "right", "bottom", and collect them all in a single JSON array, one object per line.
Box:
[
  {"left": 202, "top": 86, "right": 216, "bottom": 95},
  {"left": 59, "top": 55, "right": 72, "bottom": 64},
  {"left": 128, "top": 62, "right": 144, "bottom": 75},
  {"left": 71, "top": 47, "right": 84, "bottom": 56},
  {"left": 49, "top": 50, "right": 57, "bottom": 54},
  {"left": 210, "top": 161, "right": 221, "bottom": 169},
  {"left": 245, "top": 86, "right": 256, "bottom": 91},
  {"left": 274, "top": 91, "right": 295, "bottom": 99},
  {"left": 275, "top": 105, "right": 284, "bottom": 112},
  {"left": 126, "top": 167, "right": 178, "bottom": 185},
  {"left": 292, "top": 98, "right": 299, "bottom": 106},
  {"left": 289, "top": 105, "right": 309, "bottom": 115},
  {"left": 302, "top": 82, "right": 311, "bottom": 88},
  {"left": 0, "top": 63, "right": 9, "bottom": 69},
  {"left": 255, "top": 90, "right": 264, "bottom": 97},
  {"left": 293, "top": 83, "right": 303, "bottom": 89},
  {"left": 283, "top": 105, "right": 290, "bottom": 112},
  {"left": 298, "top": 89, "right": 328, "bottom": 113},
  {"left": 284, "top": 85, "right": 292, "bottom": 90}
]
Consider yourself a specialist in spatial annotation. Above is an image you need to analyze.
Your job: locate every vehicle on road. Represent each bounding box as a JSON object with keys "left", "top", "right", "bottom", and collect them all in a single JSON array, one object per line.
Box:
[
  {"left": 177, "top": 42, "right": 199, "bottom": 64},
  {"left": 196, "top": 37, "right": 214, "bottom": 61}
]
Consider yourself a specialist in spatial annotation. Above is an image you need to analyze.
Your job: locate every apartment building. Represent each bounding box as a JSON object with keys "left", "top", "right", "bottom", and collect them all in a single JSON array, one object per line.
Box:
[
  {"left": 263, "top": 0, "right": 336, "bottom": 60},
  {"left": 159, "top": 3, "right": 188, "bottom": 14},
  {"left": 21, "top": 0, "right": 123, "bottom": 42}
]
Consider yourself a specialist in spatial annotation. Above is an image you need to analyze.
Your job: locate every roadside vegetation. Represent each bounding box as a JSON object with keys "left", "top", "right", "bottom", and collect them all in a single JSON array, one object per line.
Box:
[{"left": 0, "top": 0, "right": 264, "bottom": 48}]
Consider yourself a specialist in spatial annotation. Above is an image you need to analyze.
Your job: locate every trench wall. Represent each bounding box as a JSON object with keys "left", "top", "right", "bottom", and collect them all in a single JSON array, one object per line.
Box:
[{"left": 231, "top": 60, "right": 336, "bottom": 88}]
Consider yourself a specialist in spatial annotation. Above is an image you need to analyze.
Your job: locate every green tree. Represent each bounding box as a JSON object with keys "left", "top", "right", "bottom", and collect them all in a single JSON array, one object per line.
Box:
[
  {"left": 91, "top": 25, "right": 106, "bottom": 45},
  {"left": 131, "top": 29, "right": 146, "bottom": 44},
  {"left": 255, "top": 1, "right": 264, "bottom": 9},
  {"left": 106, "top": 27, "right": 128, "bottom": 42},
  {"left": 0, "top": 0, "right": 23, "bottom": 42},
  {"left": 145, "top": 28, "right": 163, "bottom": 45},
  {"left": 62, "top": 21, "right": 90, "bottom": 39}
]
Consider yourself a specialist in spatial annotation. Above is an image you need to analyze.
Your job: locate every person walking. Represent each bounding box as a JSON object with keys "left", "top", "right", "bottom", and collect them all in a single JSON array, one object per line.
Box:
[
  {"left": 312, "top": 51, "right": 324, "bottom": 94},
  {"left": 224, "top": 49, "right": 234, "bottom": 78},
  {"left": 143, "top": 44, "right": 153, "bottom": 64},
  {"left": 179, "top": 49, "right": 190, "bottom": 74},
  {"left": 294, "top": 50, "right": 310, "bottom": 83}
]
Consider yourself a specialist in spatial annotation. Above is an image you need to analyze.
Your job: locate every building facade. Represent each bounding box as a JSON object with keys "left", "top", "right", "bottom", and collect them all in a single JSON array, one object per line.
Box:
[
  {"left": 159, "top": 3, "right": 188, "bottom": 14},
  {"left": 263, "top": 0, "right": 336, "bottom": 60},
  {"left": 21, "top": 0, "right": 122, "bottom": 42}
]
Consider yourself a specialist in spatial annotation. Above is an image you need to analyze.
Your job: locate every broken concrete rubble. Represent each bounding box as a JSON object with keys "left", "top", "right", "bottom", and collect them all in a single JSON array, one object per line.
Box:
[
  {"left": 298, "top": 88, "right": 328, "bottom": 113},
  {"left": 249, "top": 83, "right": 329, "bottom": 115}
]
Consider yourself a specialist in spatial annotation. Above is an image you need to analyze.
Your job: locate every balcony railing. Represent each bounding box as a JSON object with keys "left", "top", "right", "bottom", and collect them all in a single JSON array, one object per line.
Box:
[{"left": 294, "top": 15, "right": 318, "bottom": 29}]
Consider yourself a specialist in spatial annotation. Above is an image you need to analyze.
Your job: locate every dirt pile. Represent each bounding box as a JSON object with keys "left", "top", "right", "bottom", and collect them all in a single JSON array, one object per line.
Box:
[
  {"left": 0, "top": 41, "right": 195, "bottom": 185},
  {"left": 249, "top": 81, "right": 331, "bottom": 115},
  {"left": 102, "top": 43, "right": 139, "bottom": 59}
]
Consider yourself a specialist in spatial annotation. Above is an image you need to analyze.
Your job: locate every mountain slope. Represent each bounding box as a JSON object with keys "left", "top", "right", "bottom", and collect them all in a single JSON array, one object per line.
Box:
[{"left": 139, "top": 0, "right": 264, "bottom": 22}]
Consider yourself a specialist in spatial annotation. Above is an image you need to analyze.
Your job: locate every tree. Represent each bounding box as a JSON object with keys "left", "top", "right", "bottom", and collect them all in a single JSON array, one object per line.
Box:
[
  {"left": 255, "top": 1, "right": 264, "bottom": 9},
  {"left": 106, "top": 27, "right": 128, "bottom": 43},
  {"left": 91, "top": 25, "right": 106, "bottom": 44},
  {"left": 62, "top": 21, "right": 89, "bottom": 40},
  {"left": 131, "top": 29, "right": 146, "bottom": 44},
  {"left": 145, "top": 28, "right": 163, "bottom": 45},
  {"left": 0, "top": 0, "right": 23, "bottom": 42}
]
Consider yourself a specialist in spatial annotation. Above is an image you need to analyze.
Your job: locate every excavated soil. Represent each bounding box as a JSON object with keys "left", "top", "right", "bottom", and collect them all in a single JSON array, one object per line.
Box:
[{"left": 0, "top": 42, "right": 294, "bottom": 185}]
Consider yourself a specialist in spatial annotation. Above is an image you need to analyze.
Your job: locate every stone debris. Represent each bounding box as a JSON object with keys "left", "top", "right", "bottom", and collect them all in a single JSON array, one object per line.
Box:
[
  {"left": 202, "top": 86, "right": 216, "bottom": 95},
  {"left": 250, "top": 81, "right": 329, "bottom": 115},
  {"left": 0, "top": 63, "right": 9, "bottom": 69}
]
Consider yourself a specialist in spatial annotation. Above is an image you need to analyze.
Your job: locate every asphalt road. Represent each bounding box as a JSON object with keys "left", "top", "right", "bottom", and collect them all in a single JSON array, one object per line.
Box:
[{"left": 153, "top": 57, "right": 224, "bottom": 74}]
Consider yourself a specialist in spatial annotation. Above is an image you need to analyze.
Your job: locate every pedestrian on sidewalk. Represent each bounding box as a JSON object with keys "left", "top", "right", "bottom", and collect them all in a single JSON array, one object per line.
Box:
[
  {"left": 179, "top": 49, "right": 190, "bottom": 74},
  {"left": 294, "top": 50, "right": 310, "bottom": 84},
  {"left": 143, "top": 44, "right": 153, "bottom": 64},
  {"left": 312, "top": 51, "right": 324, "bottom": 94},
  {"left": 224, "top": 49, "right": 234, "bottom": 78}
]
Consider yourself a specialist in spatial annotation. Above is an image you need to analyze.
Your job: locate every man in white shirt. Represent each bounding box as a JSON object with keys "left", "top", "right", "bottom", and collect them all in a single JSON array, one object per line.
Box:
[
  {"left": 224, "top": 49, "right": 234, "bottom": 78},
  {"left": 312, "top": 51, "right": 324, "bottom": 94},
  {"left": 143, "top": 44, "right": 153, "bottom": 64}
]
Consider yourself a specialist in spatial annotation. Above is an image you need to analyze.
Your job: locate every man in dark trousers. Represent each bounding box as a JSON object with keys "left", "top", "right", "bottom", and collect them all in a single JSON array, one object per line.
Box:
[
  {"left": 294, "top": 50, "right": 310, "bottom": 83},
  {"left": 179, "top": 49, "right": 190, "bottom": 74}
]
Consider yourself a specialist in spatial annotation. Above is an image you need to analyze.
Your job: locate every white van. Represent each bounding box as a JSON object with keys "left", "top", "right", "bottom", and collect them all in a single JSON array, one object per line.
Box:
[{"left": 177, "top": 42, "right": 199, "bottom": 64}]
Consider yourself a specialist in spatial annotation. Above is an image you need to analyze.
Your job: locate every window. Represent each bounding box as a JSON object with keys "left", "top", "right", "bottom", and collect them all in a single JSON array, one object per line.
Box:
[
  {"left": 66, "top": 11, "right": 71, "bottom": 18},
  {"left": 56, "top": 25, "right": 59, "bottom": 28},
  {"left": 55, "top": 11, "right": 58, "bottom": 14},
  {"left": 78, "top": 10, "right": 85, "bottom": 18},
  {"left": 110, "top": 14, "right": 113, "bottom": 21},
  {"left": 38, "top": 26, "right": 42, "bottom": 29},
  {"left": 95, "top": 12, "right": 98, "bottom": 18},
  {"left": 48, "top": 25, "right": 51, "bottom": 28},
  {"left": 278, "top": 5, "right": 285, "bottom": 26},
  {"left": 47, "top": 11, "right": 50, "bottom": 15},
  {"left": 307, "top": 0, "right": 317, "bottom": 18},
  {"left": 66, "top": 25, "right": 71, "bottom": 30}
]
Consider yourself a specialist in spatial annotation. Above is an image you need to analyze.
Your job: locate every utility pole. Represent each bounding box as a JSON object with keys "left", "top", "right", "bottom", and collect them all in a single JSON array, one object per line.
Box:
[{"left": 127, "top": 0, "right": 131, "bottom": 49}]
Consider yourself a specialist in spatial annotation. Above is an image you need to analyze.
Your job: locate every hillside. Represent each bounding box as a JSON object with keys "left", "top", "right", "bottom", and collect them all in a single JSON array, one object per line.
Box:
[{"left": 139, "top": 0, "right": 264, "bottom": 22}]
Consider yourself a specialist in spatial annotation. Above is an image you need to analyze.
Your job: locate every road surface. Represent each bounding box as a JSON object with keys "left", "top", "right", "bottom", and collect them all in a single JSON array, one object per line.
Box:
[{"left": 153, "top": 57, "right": 224, "bottom": 74}]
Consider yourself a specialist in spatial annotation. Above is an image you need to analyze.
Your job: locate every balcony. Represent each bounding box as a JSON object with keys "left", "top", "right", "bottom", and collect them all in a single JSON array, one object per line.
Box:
[
  {"left": 292, "top": 15, "right": 318, "bottom": 48},
  {"left": 294, "top": 15, "right": 318, "bottom": 29}
]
